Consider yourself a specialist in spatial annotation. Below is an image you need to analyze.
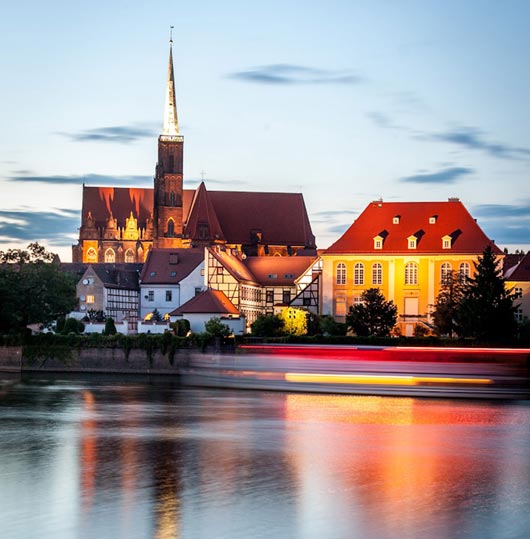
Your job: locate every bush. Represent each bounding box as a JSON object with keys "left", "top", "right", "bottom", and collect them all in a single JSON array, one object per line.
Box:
[
  {"left": 251, "top": 314, "right": 284, "bottom": 337},
  {"left": 61, "top": 317, "right": 85, "bottom": 335},
  {"left": 103, "top": 318, "right": 117, "bottom": 336}
]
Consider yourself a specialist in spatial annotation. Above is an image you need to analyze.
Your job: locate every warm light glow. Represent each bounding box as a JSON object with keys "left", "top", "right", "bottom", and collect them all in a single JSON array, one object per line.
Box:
[{"left": 284, "top": 372, "right": 493, "bottom": 386}]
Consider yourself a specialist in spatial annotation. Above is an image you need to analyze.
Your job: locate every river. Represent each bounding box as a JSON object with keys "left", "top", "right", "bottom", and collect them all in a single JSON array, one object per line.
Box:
[{"left": 1, "top": 374, "right": 529, "bottom": 539}]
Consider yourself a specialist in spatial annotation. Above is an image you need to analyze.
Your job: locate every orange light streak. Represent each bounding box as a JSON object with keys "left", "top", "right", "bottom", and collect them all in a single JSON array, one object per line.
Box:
[{"left": 284, "top": 373, "right": 493, "bottom": 385}]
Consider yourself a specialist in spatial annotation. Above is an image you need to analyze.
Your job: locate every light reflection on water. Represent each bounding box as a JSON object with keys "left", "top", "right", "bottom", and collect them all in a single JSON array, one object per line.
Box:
[{"left": 0, "top": 376, "right": 529, "bottom": 539}]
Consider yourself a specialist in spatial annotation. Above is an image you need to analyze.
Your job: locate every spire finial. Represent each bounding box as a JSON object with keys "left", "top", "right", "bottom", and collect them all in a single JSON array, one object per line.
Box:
[
  {"left": 162, "top": 27, "right": 179, "bottom": 137},
  {"left": 170, "top": 25, "right": 174, "bottom": 44}
]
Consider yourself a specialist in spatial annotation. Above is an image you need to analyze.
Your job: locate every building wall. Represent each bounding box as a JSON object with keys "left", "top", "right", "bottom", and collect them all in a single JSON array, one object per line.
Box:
[
  {"left": 506, "top": 281, "right": 530, "bottom": 322},
  {"left": 321, "top": 253, "right": 482, "bottom": 335}
]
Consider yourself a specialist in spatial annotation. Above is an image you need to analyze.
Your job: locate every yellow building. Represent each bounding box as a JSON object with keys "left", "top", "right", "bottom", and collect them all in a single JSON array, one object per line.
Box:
[{"left": 321, "top": 198, "right": 502, "bottom": 336}]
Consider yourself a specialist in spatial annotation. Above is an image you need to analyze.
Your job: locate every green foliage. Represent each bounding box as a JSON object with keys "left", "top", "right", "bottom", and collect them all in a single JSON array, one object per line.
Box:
[
  {"left": 86, "top": 309, "right": 105, "bottom": 323},
  {"left": 413, "top": 324, "right": 430, "bottom": 337},
  {"left": 251, "top": 314, "right": 285, "bottom": 337},
  {"left": 319, "top": 315, "right": 348, "bottom": 336},
  {"left": 346, "top": 288, "right": 398, "bottom": 337},
  {"left": 432, "top": 270, "right": 466, "bottom": 337},
  {"left": 61, "top": 317, "right": 85, "bottom": 335},
  {"left": 171, "top": 318, "right": 190, "bottom": 337},
  {"left": 0, "top": 243, "right": 76, "bottom": 334},
  {"left": 150, "top": 309, "right": 163, "bottom": 322},
  {"left": 204, "top": 317, "right": 231, "bottom": 337},
  {"left": 103, "top": 318, "right": 117, "bottom": 336},
  {"left": 280, "top": 307, "right": 308, "bottom": 336},
  {"left": 456, "top": 246, "right": 517, "bottom": 342}
]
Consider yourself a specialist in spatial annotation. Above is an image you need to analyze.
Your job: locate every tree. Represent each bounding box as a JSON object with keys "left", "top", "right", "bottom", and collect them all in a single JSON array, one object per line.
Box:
[
  {"left": 456, "top": 246, "right": 517, "bottom": 341},
  {"left": 346, "top": 288, "right": 397, "bottom": 337},
  {"left": 62, "top": 317, "right": 85, "bottom": 334},
  {"left": 319, "top": 315, "right": 347, "bottom": 336},
  {"left": 204, "top": 317, "right": 231, "bottom": 337},
  {"left": 104, "top": 318, "right": 117, "bottom": 335},
  {"left": 280, "top": 307, "right": 307, "bottom": 336},
  {"left": 250, "top": 314, "right": 284, "bottom": 337},
  {"left": 0, "top": 244, "right": 76, "bottom": 334},
  {"left": 432, "top": 270, "right": 466, "bottom": 337}
]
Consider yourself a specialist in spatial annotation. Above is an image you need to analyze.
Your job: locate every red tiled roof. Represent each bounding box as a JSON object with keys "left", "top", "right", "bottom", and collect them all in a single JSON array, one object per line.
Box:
[
  {"left": 325, "top": 200, "right": 501, "bottom": 255},
  {"left": 184, "top": 182, "right": 225, "bottom": 241},
  {"left": 245, "top": 256, "right": 317, "bottom": 285},
  {"left": 140, "top": 248, "right": 203, "bottom": 284},
  {"left": 505, "top": 252, "right": 530, "bottom": 281},
  {"left": 170, "top": 289, "right": 239, "bottom": 315},
  {"left": 82, "top": 186, "right": 153, "bottom": 227},
  {"left": 208, "top": 191, "right": 315, "bottom": 247},
  {"left": 208, "top": 248, "right": 258, "bottom": 284}
]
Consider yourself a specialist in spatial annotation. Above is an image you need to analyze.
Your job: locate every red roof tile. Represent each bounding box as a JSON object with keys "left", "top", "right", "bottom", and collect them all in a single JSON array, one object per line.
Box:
[
  {"left": 170, "top": 289, "right": 239, "bottom": 315},
  {"left": 325, "top": 200, "right": 501, "bottom": 255},
  {"left": 245, "top": 256, "right": 317, "bottom": 285},
  {"left": 505, "top": 252, "right": 530, "bottom": 281},
  {"left": 140, "top": 248, "right": 203, "bottom": 284}
]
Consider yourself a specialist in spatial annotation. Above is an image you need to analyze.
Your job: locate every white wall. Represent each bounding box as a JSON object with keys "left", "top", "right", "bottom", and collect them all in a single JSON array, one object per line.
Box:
[{"left": 174, "top": 314, "right": 246, "bottom": 335}]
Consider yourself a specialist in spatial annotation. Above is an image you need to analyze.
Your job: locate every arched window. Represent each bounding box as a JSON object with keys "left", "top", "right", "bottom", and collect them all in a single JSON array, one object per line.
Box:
[
  {"left": 354, "top": 263, "right": 364, "bottom": 285},
  {"left": 86, "top": 247, "right": 97, "bottom": 263},
  {"left": 125, "top": 249, "right": 135, "bottom": 263},
  {"left": 441, "top": 262, "right": 452, "bottom": 284},
  {"left": 336, "top": 263, "right": 346, "bottom": 285},
  {"left": 167, "top": 219, "right": 175, "bottom": 238},
  {"left": 169, "top": 191, "right": 176, "bottom": 207},
  {"left": 405, "top": 262, "right": 418, "bottom": 285},
  {"left": 459, "top": 262, "right": 470, "bottom": 281},
  {"left": 104, "top": 248, "right": 115, "bottom": 263},
  {"left": 372, "top": 263, "right": 383, "bottom": 285}
]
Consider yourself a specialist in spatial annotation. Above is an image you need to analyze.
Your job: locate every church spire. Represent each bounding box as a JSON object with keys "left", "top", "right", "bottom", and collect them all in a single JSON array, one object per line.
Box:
[{"left": 162, "top": 27, "right": 179, "bottom": 137}]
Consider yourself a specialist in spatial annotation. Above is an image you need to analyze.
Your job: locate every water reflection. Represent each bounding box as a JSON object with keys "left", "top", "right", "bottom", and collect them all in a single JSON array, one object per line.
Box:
[{"left": 0, "top": 376, "right": 529, "bottom": 539}]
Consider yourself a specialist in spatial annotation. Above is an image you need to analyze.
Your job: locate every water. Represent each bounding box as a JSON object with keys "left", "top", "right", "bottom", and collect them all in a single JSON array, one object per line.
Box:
[{"left": 1, "top": 375, "right": 530, "bottom": 539}]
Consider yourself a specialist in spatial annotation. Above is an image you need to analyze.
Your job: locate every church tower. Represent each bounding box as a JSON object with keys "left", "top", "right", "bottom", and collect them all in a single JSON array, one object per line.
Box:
[{"left": 153, "top": 35, "right": 184, "bottom": 248}]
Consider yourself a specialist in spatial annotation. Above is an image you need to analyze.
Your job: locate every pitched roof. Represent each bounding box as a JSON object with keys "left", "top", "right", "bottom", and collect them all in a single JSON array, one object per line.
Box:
[
  {"left": 208, "top": 248, "right": 258, "bottom": 284},
  {"left": 140, "top": 248, "right": 203, "bottom": 284},
  {"left": 170, "top": 289, "right": 239, "bottom": 316},
  {"left": 85, "top": 264, "right": 141, "bottom": 289},
  {"left": 325, "top": 199, "right": 501, "bottom": 255},
  {"left": 184, "top": 182, "right": 225, "bottom": 241},
  {"left": 207, "top": 190, "right": 316, "bottom": 247},
  {"left": 505, "top": 252, "right": 530, "bottom": 281},
  {"left": 245, "top": 255, "right": 317, "bottom": 286}
]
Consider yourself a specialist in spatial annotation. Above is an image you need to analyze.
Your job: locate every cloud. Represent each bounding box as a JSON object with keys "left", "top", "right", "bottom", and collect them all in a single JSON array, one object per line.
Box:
[
  {"left": 428, "top": 127, "right": 530, "bottom": 160},
  {"left": 8, "top": 173, "right": 152, "bottom": 185},
  {"left": 60, "top": 125, "right": 157, "bottom": 144},
  {"left": 229, "top": 64, "right": 362, "bottom": 85},
  {"left": 400, "top": 166, "right": 473, "bottom": 184},
  {"left": 326, "top": 223, "right": 352, "bottom": 235},
  {"left": 470, "top": 203, "right": 530, "bottom": 247},
  {"left": 0, "top": 208, "right": 80, "bottom": 246},
  {"left": 312, "top": 209, "right": 356, "bottom": 219},
  {"left": 472, "top": 202, "right": 530, "bottom": 219}
]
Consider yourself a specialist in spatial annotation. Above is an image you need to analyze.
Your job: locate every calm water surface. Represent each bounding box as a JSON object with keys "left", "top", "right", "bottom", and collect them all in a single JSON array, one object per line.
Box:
[{"left": 1, "top": 375, "right": 529, "bottom": 539}]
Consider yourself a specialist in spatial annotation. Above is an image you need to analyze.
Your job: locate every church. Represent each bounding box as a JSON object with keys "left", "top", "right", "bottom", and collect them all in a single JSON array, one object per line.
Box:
[{"left": 72, "top": 41, "right": 316, "bottom": 264}]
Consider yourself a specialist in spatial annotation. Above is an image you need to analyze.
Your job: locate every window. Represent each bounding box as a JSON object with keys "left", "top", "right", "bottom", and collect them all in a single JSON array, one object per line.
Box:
[
  {"left": 372, "top": 263, "right": 382, "bottom": 285},
  {"left": 515, "top": 308, "right": 523, "bottom": 323},
  {"left": 405, "top": 262, "right": 418, "bottom": 285},
  {"left": 303, "top": 297, "right": 312, "bottom": 306},
  {"left": 167, "top": 219, "right": 175, "bottom": 238},
  {"left": 125, "top": 249, "right": 135, "bottom": 263},
  {"left": 195, "top": 287, "right": 202, "bottom": 296},
  {"left": 459, "top": 262, "right": 470, "bottom": 282},
  {"left": 86, "top": 295, "right": 95, "bottom": 304},
  {"left": 354, "top": 263, "right": 364, "bottom": 285},
  {"left": 408, "top": 237, "right": 417, "bottom": 249},
  {"left": 336, "top": 263, "right": 346, "bottom": 285},
  {"left": 266, "top": 289, "right": 274, "bottom": 303},
  {"left": 514, "top": 287, "right": 523, "bottom": 299},
  {"left": 165, "top": 290, "right": 172, "bottom": 302},
  {"left": 441, "top": 262, "right": 452, "bottom": 284},
  {"left": 282, "top": 290, "right": 291, "bottom": 304},
  {"left": 169, "top": 191, "right": 176, "bottom": 207},
  {"left": 148, "top": 291, "right": 154, "bottom": 302},
  {"left": 86, "top": 247, "right": 97, "bottom": 263},
  {"left": 217, "top": 267, "right": 223, "bottom": 274},
  {"left": 104, "top": 248, "right": 115, "bottom": 263},
  {"left": 353, "top": 295, "right": 364, "bottom": 305},
  {"left": 335, "top": 296, "right": 346, "bottom": 316},
  {"left": 373, "top": 236, "right": 383, "bottom": 250},
  {"left": 429, "top": 216, "right": 437, "bottom": 224},
  {"left": 170, "top": 271, "right": 177, "bottom": 277},
  {"left": 393, "top": 216, "right": 400, "bottom": 224}
]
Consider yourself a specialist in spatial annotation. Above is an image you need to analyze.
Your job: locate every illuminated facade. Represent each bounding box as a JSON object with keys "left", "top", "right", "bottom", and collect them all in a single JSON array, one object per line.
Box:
[
  {"left": 321, "top": 198, "right": 503, "bottom": 336},
  {"left": 72, "top": 41, "right": 316, "bottom": 263},
  {"left": 505, "top": 251, "right": 530, "bottom": 323}
]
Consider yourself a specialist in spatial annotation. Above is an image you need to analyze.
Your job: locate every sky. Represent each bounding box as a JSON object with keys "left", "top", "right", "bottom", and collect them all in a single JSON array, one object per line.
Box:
[{"left": 1, "top": 0, "right": 529, "bottom": 261}]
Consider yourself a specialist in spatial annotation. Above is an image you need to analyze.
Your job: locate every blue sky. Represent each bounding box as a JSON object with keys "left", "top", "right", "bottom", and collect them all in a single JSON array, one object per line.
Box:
[{"left": 1, "top": 0, "right": 529, "bottom": 260}]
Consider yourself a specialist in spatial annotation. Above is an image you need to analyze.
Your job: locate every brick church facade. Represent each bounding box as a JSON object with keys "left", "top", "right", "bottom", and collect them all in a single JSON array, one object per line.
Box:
[{"left": 72, "top": 41, "right": 316, "bottom": 264}]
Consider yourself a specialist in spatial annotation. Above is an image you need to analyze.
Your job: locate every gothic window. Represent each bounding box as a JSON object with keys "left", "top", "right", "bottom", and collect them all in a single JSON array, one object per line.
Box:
[
  {"left": 372, "top": 263, "right": 383, "bottom": 285},
  {"left": 125, "top": 249, "right": 135, "bottom": 263},
  {"left": 441, "top": 262, "right": 452, "bottom": 284},
  {"left": 198, "top": 223, "right": 210, "bottom": 240},
  {"left": 105, "top": 249, "right": 115, "bottom": 263},
  {"left": 167, "top": 219, "right": 175, "bottom": 238},
  {"left": 168, "top": 155, "right": 174, "bottom": 173},
  {"left": 336, "top": 263, "right": 346, "bottom": 285},
  {"left": 86, "top": 247, "right": 97, "bottom": 263},
  {"left": 354, "top": 263, "right": 364, "bottom": 285},
  {"left": 405, "top": 262, "right": 418, "bottom": 285}
]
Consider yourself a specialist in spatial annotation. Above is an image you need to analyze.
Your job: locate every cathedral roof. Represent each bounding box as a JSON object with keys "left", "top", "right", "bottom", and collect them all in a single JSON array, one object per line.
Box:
[
  {"left": 325, "top": 199, "right": 501, "bottom": 255},
  {"left": 184, "top": 182, "right": 225, "bottom": 241},
  {"left": 140, "top": 248, "right": 203, "bottom": 284},
  {"left": 170, "top": 288, "right": 239, "bottom": 316}
]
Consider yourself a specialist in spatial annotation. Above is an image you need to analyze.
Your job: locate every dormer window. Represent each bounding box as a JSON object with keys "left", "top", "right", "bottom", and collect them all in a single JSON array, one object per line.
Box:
[
  {"left": 373, "top": 235, "right": 383, "bottom": 250},
  {"left": 407, "top": 235, "right": 417, "bottom": 249},
  {"left": 442, "top": 235, "right": 452, "bottom": 249},
  {"left": 393, "top": 216, "right": 400, "bottom": 224},
  {"left": 429, "top": 216, "right": 437, "bottom": 224}
]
